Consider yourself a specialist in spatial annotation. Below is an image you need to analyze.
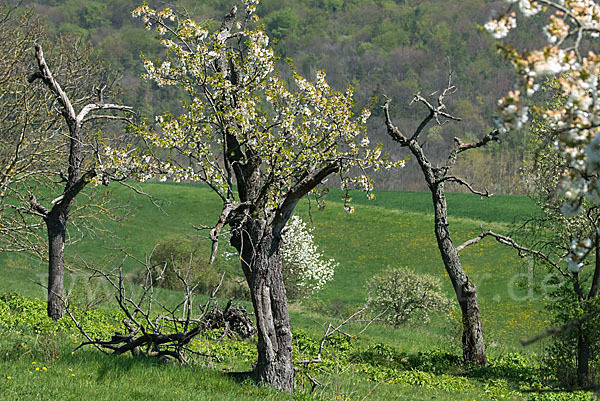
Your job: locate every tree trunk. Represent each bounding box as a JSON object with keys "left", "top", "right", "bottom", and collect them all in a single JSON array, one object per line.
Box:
[
  {"left": 45, "top": 211, "right": 67, "bottom": 320},
  {"left": 577, "top": 331, "right": 590, "bottom": 388},
  {"left": 233, "top": 220, "right": 294, "bottom": 392},
  {"left": 432, "top": 183, "right": 486, "bottom": 365}
]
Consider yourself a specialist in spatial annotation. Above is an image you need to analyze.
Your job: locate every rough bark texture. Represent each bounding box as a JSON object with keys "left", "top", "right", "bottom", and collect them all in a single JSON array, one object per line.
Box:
[
  {"left": 577, "top": 332, "right": 590, "bottom": 387},
  {"left": 46, "top": 211, "right": 67, "bottom": 320},
  {"left": 432, "top": 184, "right": 486, "bottom": 364},
  {"left": 232, "top": 220, "right": 294, "bottom": 392}
]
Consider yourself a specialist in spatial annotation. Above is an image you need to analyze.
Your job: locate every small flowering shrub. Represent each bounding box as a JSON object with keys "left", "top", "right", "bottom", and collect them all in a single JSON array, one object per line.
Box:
[
  {"left": 280, "top": 216, "right": 337, "bottom": 299},
  {"left": 365, "top": 267, "right": 452, "bottom": 326}
]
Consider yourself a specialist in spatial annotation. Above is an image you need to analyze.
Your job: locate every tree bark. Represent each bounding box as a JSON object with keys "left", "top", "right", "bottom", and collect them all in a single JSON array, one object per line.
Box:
[
  {"left": 232, "top": 219, "right": 294, "bottom": 392},
  {"left": 45, "top": 210, "right": 68, "bottom": 320},
  {"left": 432, "top": 183, "right": 486, "bottom": 365},
  {"left": 576, "top": 331, "right": 590, "bottom": 387}
]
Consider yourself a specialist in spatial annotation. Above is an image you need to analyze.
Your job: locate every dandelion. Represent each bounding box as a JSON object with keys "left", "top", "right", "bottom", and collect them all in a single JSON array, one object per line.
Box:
[{"left": 6, "top": 376, "right": 11, "bottom": 380}]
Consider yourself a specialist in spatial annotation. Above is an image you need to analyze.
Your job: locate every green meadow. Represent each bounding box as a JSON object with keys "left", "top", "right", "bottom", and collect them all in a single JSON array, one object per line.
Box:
[{"left": 2, "top": 183, "right": 592, "bottom": 400}]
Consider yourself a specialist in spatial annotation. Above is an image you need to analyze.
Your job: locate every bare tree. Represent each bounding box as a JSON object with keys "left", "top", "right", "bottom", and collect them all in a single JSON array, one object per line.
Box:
[
  {"left": 382, "top": 76, "right": 500, "bottom": 365},
  {"left": 27, "top": 44, "right": 132, "bottom": 320}
]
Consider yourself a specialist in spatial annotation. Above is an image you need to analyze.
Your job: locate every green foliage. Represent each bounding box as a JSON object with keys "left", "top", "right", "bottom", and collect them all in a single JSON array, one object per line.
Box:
[
  {"left": 543, "top": 284, "right": 600, "bottom": 387},
  {"left": 147, "top": 235, "right": 249, "bottom": 300},
  {"left": 265, "top": 8, "right": 299, "bottom": 40},
  {"left": 526, "top": 391, "right": 596, "bottom": 401},
  {"left": 366, "top": 266, "right": 452, "bottom": 326},
  {"left": 0, "top": 293, "right": 123, "bottom": 339},
  {"left": 323, "top": 0, "right": 344, "bottom": 12},
  {"left": 80, "top": 1, "right": 109, "bottom": 28}
]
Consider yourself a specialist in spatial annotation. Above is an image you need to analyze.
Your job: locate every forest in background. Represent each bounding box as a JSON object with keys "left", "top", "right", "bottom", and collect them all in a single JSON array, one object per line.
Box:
[{"left": 22, "top": 0, "right": 542, "bottom": 192}]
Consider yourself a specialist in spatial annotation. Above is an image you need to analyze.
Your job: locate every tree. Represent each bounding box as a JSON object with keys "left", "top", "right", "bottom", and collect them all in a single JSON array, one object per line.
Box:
[
  {"left": 483, "top": 0, "right": 600, "bottom": 385},
  {"left": 382, "top": 78, "right": 500, "bottom": 365},
  {"left": 502, "top": 83, "right": 600, "bottom": 387},
  {"left": 26, "top": 45, "right": 132, "bottom": 320},
  {"left": 121, "top": 1, "right": 400, "bottom": 391},
  {"left": 485, "top": 0, "right": 599, "bottom": 249},
  {"left": 0, "top": 3, "right": 133, "bottom": 320}
]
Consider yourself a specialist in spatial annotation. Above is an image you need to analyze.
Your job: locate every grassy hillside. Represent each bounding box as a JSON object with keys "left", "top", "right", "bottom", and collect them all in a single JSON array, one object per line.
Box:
[
  {"left": 3, "top": 183, "right": 582, "bottom": 400},
  {"left": 2, "top": 183, "right": 545, "bottom": 344}
]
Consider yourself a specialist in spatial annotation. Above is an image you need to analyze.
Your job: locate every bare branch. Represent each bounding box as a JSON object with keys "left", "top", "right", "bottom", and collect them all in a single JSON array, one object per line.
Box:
[
  {"left": 437, "top": 176, "right": 492, "bottom": 197},
  {"left": 29, "top": 44, "right": 77, "bottom": 122},
  {"left": 77, "top": 103, "right": 133, "bottom": 125},
  {"left": 456, "top": 226, "right": 569, "bottom": 278},
  {"left": 521, "top": 308, "right": 600, "bottom": 346}
]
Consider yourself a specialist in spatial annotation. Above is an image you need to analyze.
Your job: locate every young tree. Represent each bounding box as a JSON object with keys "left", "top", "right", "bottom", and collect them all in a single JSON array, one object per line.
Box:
[
  {"left": 366, "top": 266, "right": 452, "bottom": 327},
  {"left": 123, "top": 1, "right": 399, "bottom": 390},
  {"left": 382, "top": 79, "right": 500, "bottom": 365}
]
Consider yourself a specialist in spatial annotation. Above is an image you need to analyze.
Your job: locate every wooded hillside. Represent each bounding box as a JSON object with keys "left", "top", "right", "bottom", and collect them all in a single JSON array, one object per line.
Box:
[{"left": 25, "top": 0, "right": 536, "bottom": 192}]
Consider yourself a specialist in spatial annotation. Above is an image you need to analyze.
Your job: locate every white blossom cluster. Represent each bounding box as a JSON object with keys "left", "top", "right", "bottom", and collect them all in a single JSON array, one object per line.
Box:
[
  {"left": 280, "top": 216, "right": 337, "bottom": 294},
  {"left": 484, "top": 12, "right": 517, "bottom": 39}
]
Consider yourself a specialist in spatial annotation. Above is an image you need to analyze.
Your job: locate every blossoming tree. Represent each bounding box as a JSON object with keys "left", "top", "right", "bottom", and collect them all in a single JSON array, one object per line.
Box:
[
  {"left": 126, "top": 1, "right": 400, "bottom": 391},
  {"left": 485, "top": 0, "right": 600, "bottom": 385},
  {"left": 485, "top": 0, "right": 600, "bottom": 267}
]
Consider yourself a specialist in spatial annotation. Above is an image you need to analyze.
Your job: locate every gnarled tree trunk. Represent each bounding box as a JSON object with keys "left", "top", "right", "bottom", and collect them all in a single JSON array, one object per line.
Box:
[
  {"left": 232, "top": 219, "right": 294, "bottom": 392},
  {"left": 45, "top": 210, "right": 68, "bottom": 320},
  {"left": 433, "top": 184, "right": 486, "bottom": 364}
]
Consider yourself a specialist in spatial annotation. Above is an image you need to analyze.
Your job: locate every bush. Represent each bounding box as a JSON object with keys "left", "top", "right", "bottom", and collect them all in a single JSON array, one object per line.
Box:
[
  {"left": 365, "top": 266, "right": 452, "bottom": 326},
  {"left": 543, "top": 283, "right": 600, "bottom": 387},
  {"left": 280, "top": 216, "right": 337, "bottom": 300},
  {"left": 147, "top": 235, "right": 249, "bottom": 299}
]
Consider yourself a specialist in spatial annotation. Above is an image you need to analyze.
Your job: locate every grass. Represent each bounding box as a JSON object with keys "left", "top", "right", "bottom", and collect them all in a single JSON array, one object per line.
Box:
[{"left": 2, "top": 183, "right": 590, "bottom": 400}]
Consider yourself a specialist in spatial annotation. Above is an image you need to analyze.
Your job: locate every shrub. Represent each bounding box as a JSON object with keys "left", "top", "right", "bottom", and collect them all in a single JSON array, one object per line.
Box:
[
  {"left": 543, "top": 283, "right": 600, "bottom": 387},
  {"left": 280, "top": 216, "right": 337, "bottom": 300},
  {"left": 147, "top": 235, "right": 249, "bottom": 299},
  {"left": 365, "top": 266, "right": 452, "bottom": 326}
]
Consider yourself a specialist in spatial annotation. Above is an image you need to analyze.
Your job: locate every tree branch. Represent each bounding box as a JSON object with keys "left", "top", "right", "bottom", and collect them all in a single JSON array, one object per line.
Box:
[
  {"left": 29, "top": 44, "right": 77, "bottom": 122},
  {"left": 77, "top": 103, "right": 133, "bottom": 125},
  {"left": 436, "top": 176, "right": 492, "bottom": 197},
  {"left": 456, "top": 226, "right": 569, "bottom": 278}
]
